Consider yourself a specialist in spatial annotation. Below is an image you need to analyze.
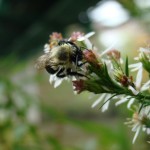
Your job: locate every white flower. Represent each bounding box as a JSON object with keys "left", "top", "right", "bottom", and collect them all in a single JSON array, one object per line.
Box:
[
  {"left": 115, "top": 95, "right": 135, "bottom": 109},
  {"left": 48, "top": 67, "right": 81, "bottom": 88},
  {"left": 91, "top": 93, "right": 114, "bottom": 112},
  {"left": 127, "top": 98, "right": 135, "bottom": 109},
  {"left": 77, "top": 32, "right": 95, "bottom": 49},
  {"left": 132, "top": 123, "right": 141, "bottom": 143},
  {"left": 100, "top": 45, "right": 123, "bottom": 65},
  {"left": 77, "top": 32, "right": 95, "bottom": 41},
  {"left": 128, "top": 86, "right": 139, "bottom": 95},
  {"left": 100, "top": 42, "right": 117, "bottom": 57},
  {"left": 134, "top": 47, "right": 150, "bottom": 61},
  {"left": 129, "top": 62, "right": 143, "bottom": 90},
  {"left": 104, "top": 59, "right": 118, "bottom": 79},
  {"left": 139, "top": 47, "right": 150, "bottom": 53},
  {"left": 92, "top": 94, "right": 136, "bottom": 112},
  {"left": 49, "top": 74, "right": 69, "bottom": 88},
  {"left": 141, "top": 80, "right": 150, "bottom": 91},
  {"left": 125, "top": 106, "right": 150, "bottom": 143}
]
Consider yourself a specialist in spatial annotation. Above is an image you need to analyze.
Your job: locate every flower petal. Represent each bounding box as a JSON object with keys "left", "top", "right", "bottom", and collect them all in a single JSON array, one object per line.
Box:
[
  {"left": 141, "top": 80, "right": 150, "bottom": 91},
  {"left": 91, "top": 94, "right": 106, "bottom": 108},
  {"left": 101, "top": 94, "right": 111, "bottom": 112},
  {"left": 115, "top": 96, "right": 130, "bottom": 106},
  {"left": 127, "top": 98, "right": 135, "bottom": 109},
  {"left": 129, "top": 63, "right": 142, "bottom": 72},
  {"left": 132, "top": 126, "right": 141, "bottom": 144},
  {"left": 135, "top": 66, "right": 143, "bottom": 89},
  {"left": 77, "top": 32, "right": 95, "bottom": 41},
  {"left": 128, "top": 86, "right": 139, "bottom": 95},
  {"left": 100, "top": 41, "right": 117, "bottom": 57},
  {"left": 49, "top": 75, "right": 55, "bottom": 84},
  {"left": 54, "top": 78, "right": 63, "bottom": 88}
]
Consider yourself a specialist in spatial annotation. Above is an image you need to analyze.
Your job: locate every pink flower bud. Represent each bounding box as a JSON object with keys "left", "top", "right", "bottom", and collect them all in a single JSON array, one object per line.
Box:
[
  {"left": 107, "top": 49, "right": 121, "bottom": 60},
  {"left": 69, "top": 32, "right": 84, "bottom": 42},
  {"left": 50, "top": 32, "right": 62, "bottom": 41},
  {"left": 72, "top": 80, "right": 85, "bottom": 94},
  {"left": 83, "top": 50, "right": 98, "bottom": 64}
]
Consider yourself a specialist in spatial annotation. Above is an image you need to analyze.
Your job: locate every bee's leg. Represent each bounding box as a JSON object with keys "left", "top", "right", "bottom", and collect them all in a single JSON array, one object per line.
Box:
[
  {"left": 45, "top": 65, "right": 58, "bottom": 74},
  {"left": 75, "top": 54, "right": 87, "bottom": 68},
  {"left": 76, "top": 61, "right": 87, "bottom": 67},
  {"left": 67, "top": 68, "right": 85, "bottom": 77},
  {"left": 56, "top": 68, "right": 66, "bottom": 78}
]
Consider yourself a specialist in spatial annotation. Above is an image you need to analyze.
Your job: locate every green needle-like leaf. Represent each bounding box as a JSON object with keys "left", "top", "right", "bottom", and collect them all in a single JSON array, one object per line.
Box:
[{"left": 125, "top": 56, "right": 129, "bottom": 77}]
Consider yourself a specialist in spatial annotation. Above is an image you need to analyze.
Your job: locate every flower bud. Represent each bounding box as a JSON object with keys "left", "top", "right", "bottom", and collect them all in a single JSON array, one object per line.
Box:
[
  {"left": 49, "top": 32, "right": 63, "bottom": 48},
  {"left": 83, "top": 50, "right": 99, "bottom": 64},
  {"left": 107, "top": 49, "right": 121, "bottom": 60},
  {"left": 114, "top": 69, "right": 135, "bottom": 87},
  {"left": 69, "top": 32, "right": 84, "bottom": 42},
  {"left": 50, "top": 32, "right": 62, "bottom": 41},
  {"left": 72, "top": 80, "right": 85, "bottom": 94}
]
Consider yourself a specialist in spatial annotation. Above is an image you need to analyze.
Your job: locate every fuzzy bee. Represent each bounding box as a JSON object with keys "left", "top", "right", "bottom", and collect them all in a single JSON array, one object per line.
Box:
[{"left": 35, "top": 40, "right": 85, "bottom": 78}]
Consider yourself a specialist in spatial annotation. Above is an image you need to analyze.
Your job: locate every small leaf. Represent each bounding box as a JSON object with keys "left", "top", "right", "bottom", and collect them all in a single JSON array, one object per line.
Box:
[{"left": 125, "top": 56, "right": 129, "bottom": 77}]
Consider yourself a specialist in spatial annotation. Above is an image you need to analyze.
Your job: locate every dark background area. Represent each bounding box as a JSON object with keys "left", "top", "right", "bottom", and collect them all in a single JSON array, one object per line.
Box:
[{"left": 0, "top": 0, "right": 100, "bottom": 58}]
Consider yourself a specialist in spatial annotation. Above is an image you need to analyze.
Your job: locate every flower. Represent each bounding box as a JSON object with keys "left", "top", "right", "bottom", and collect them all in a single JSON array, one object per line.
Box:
[
  {"left": 138, "top": 47, "right": 150, "bottom": 74},
  {"left": 43, "top": 32, "right": 63, "bottom": 53},
  {"left": 105, "top": 49, "right": 123, "bottom": 64},
  {"left": 128, "top": 86, "right": 139, "bottom": 95},
  {"left": 83, "top": 49, "right": 99, "bottom": 65},
  {"left": 49, "top": 32, "right": 63, "bottom": 41},
  {"left": 129, "top": 47, "right": 150, "bottom": 91},
  {"left": 49, "top": 32, "right": 63, "bottom": 48},
  {"left": 49, "top": 74, "right": 68, "bottom": 88},
  {"left": 107, "top": 49, "right": 121, "bottom": 60},
  {"left": 115, "top": 95, "right": 135, "bottom": 109},
  {"left": 69, "top": 32, "right": 84, "bottom": 42},
  {"left": 125, "top": 106, "right": 150, "bottom": 143},
  {"left": 77, "top": 32, "right": 95, "bottom": 49},
  {"left": 91, "top": 93, "right": 113, "bottom": 112},
  {"left": 141, "top": 80, "right": 150, "bottom": 91},
  {"left": 129, "top": 62, "right": 143, "bottom": 90},
  {"left": 72, "top": 79, "right": 85, "bottom": 94},
  {"left": 114, "top": 68, "right": 135, "bottom": 87}
]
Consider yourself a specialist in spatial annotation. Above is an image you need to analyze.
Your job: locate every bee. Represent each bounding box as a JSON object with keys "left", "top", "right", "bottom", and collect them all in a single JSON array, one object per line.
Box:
[{"left": 35, "top": 40, "right": 86, "bottom": 78}]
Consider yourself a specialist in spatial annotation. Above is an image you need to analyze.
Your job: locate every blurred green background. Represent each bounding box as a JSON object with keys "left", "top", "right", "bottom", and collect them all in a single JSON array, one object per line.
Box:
[{"left": 0, "top": 0, "right": 150, "bottom": 149}]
